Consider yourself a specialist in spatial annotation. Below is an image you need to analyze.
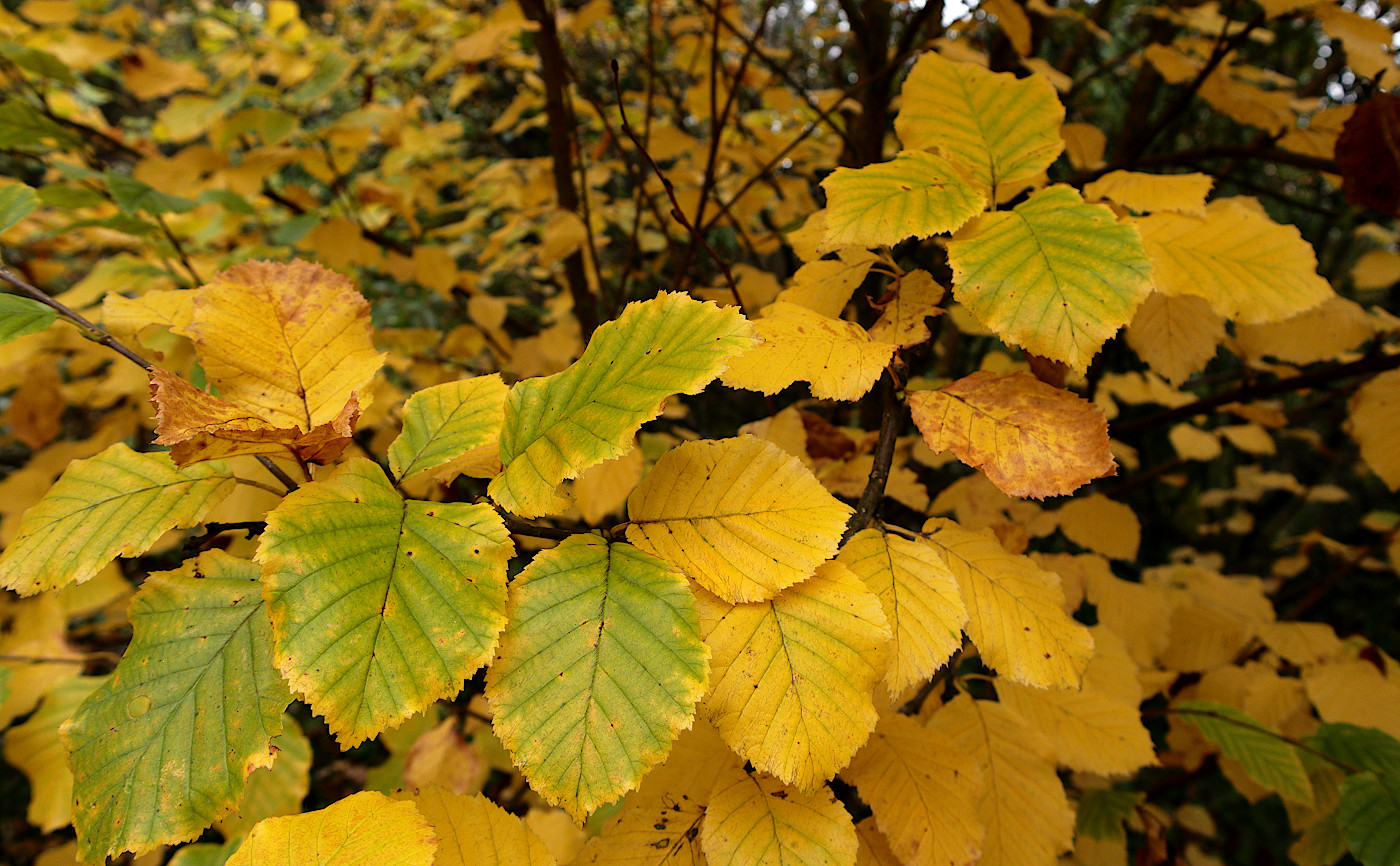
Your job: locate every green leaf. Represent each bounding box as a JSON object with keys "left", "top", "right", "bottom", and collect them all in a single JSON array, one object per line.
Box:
[
  {"left": 490, "top": 291, "right": 755, "bottom": 518},
  {"left": 1310, "top": 724, "right": 1400, "bottom": 776},
  {"left": 269, "top": 212, "right": 321, "bottom": 244},
  {"left": 1075, "top": 789, "right": 1143, "bottom": 843},
  {"left": 0, "top": 183, "right": 39, "bottom": 233},
  {"left": 895, "top": 51, "right": 1064, "bottom": 202},
  {"left": 0, "top": 293, "right": 58, "bottom": 345},
  {"left": 258, "top": 458, "right": 513, "bottom": 747},
  {"left": 0, "top": 43, "right": 75, "bottom": 84},
  {"left": 945, "top": 184, "right": 1153, "bottom": 372},
  {"left": 818, "top": 151, "right": 986, "bottom": 252},
  {"left": 1339, "top": 773, "right": 1400, "bottom": 866},
  {"left": 389, "top": 374, "right": 507, "bottom": 482},
  {"left": 0, "top": 443, "right": 236, "bottom": 595},
  {"left": 1175, "top": 700, "right": 1313, "bottom": 805},
  {"left": 485, "top": 535, "right": 710, "bottom": 820},
  {"left": 106, "top": 171, "right": 197, "bottom": 215},
  {"left": 291, "top": 50, "right": 354, "bottom": 103},
  {"left": 63, "top": 551, "right": 291, "bottom": 863},
  {"left": 0, "top": 99, "right": 73, "bottom": 150}
]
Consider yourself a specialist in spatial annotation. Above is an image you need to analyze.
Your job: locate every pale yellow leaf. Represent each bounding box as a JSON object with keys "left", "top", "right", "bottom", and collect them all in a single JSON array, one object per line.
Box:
[
  {"left": 1083, "top": 565, "right": 1180, "bottom": 668},
  {"left": 837, "top": 528, "right": 968, "bottom": 695},
  {"left": 1061, "top": 123, "right": 1106, "bottom": 171},
  {"left": 1303, "top": 660, "right": 1400, "bottom": 740},
  {"left": 1056, "top": 494, "right": 1140, "bottom": 561},
  {"left": 924, "top": 519, "right": 1094, "bottom": 689},
  {"left": 1083, "top": 171, "right": 1213, "bottom": 216},
  {"left": 702, "top": 768, "right": 857, "bottom": 866},
  {"left": 3, "top": 676, "right": 103, "bottom": 831},
  {"left": 573, "top": 441, "right": 644, "bottom": 525},
  {"left": 394, "top": 787, "right": 555, "bottom": 866},
  {"left": 776, "top": 251, "right": 878, "bottom": 318},
  {"left": 697, "top": 562, "right": 890, "bottom": 788},
  {"left": 1125, "top": 292, "right": 1226, "bottom": 385},
  {"left": 1235, "top": 296, "right": 1374, "bottom": 364},
  {"left": 1169, "top": 423, "right": 1223, "bottom": 461},
  {"left": 1352, "top": 249, "right": 1400, "bottom": 290},
  {"left": 721, "top": 302, "right": 896, "bottom": 402},
  {"left": 984, "top": 0, "right": 1032, "bottom": 53},
  {"left": 226, "top": 791, "right": 436, "bottom": 866}
]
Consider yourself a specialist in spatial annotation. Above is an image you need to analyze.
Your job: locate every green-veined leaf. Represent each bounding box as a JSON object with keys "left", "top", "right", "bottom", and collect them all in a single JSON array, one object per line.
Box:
[
  {"left": 1310, "top": 724, "right": 1400, "bottom": 776},
  {"left": 819, "top": 151, "right": 986, "bottom": 251},
  {"left": 945, "top": 185, "right": 1152, "bottom": 372},
  {"left": 226, "top": 791, "right": 436, "bottom": 866},
  {"left": 485, "top": 535, "right": 709, "bottom": 820},
  {"left": 1175, "top": 700, "right": 1313, "bottom": 805},
  {"left": 1339, "top": 773, "right": 1400, "bottom": 866},
  {"left": 0, "top": 182, "right": 38, "bottom": 233},
  {"left": 389, "top": 374, "right": 507, "bottom": 481},
  {"left": 63, "top": 551, "right": 291, "bottom": 863},
  {"left": 1075, "top": 789, "right": 1143, "bottom": 843},
  {"left": 0, "top": 293, "right": 58, "bottom": 345},
  {"left": 627, "top": 436, "right": 853, "bottom": 603},
  {"left": 0, "top": 443, "right": 236, "bottom": 595},
  {"left": 490, "top": 291, "right": 755, "bottom": 517},
  {"left": 258, "top": 458, "right": 513, "bottom": 747},
  {"left": 216, "top": 715, "right": 312, "bottom": 839}
]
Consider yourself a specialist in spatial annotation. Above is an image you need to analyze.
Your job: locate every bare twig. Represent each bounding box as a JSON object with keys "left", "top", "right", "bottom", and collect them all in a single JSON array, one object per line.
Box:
[
  {"left": 841, "top": 368, "right": 905, "bottom": 545},
  {"left": 0, "top": 265, "right": 152, "bottom": 371},
  {"left": 500, "top": 512, "right": 578, "bottom": 541}
]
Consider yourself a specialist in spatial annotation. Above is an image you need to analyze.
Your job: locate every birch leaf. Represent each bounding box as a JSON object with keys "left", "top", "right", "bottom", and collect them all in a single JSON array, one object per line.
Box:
[
  {"left": 908, "top": 371, "right": 1115, "bottom": 499},
  {"left": 390, "top": 374, "right": 508, "bottom": 482},
  {"left": 0, "top": 293, "right": 57, "bottom": 345},
  {"left": 627, "top": 437, "right": 853, "bottom": 603},
  {"left": 702, "top": 768, "right": 857, "bottom": 866},
  {"left": 1175, "top": 700, "right": 1313, "bottom": 805},
  {"left": 697, "top": 562, "right": 890, "bottom": 789},
  {"left": 393, "top": 787, "right": 556, "bottom": 866},
  {"left": 0, "top": 443, "right": 235, "bottom": 596},
  {"left": 868, "top": 270, "right": 945, "bottom": 349},
  {"left": 819, "top": 151, "right": 986, "bottom": 251},
  {"left": 225, "top": 791, "right": 436, "bottom": 866},
  {"left": 485, "top": 535, "right": 709, "bottom": 820},
  {"left": 1082, "top": 170, "right": 1214, "bottom": 216},
  {"left": 721, "top": 301, "right": 896, "bottom": 401},
  {"left": 258, "top": 458, "right": 513, "bottom": 747},
  {"left": 1124, "top": 292, "right": 1226, "bottom": 385},
  {"left": 491, "top": 292, "right": 755, "bottom": 517}
]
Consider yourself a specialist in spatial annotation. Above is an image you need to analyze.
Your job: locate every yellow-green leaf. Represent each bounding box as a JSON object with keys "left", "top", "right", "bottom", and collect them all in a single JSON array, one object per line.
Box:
[
  {"left": 258, "top": 458, "right": 513, "bottom": 747},
  {"left": 721, "top": 301, "right": 896, "bottom": 401},
  {"left": 394, "top": 787, "right": 556, "bottom": 866},
  {"left": 1134, "top": 199, "right": 1333, "bottom": 324},
  {"left": 698, "top": 561, "right": 890, "bottom": 789},
  {"left": 931, "top": 694, "right": 1075, "bottom": 866},
  {"left": 490, "top": 292, "right": 755, "bottom": 517},
  {"left": 837, "top": 528, "right": 968, "bottom": 695},
  {"left": 701, "top": 768, "right": 857, "bottom": 866},
  {"left": 895, "top": 51, "right": 1064, "bottom": 202},
  {"left": 946, "top": 185, "right": 1152, "bottom": 372},
  {"left": 1175, "top": 700, "right": 1313, "bottom": 805},
  {"left": 63, "top": 551, "right": 291, "bottom": 863},
  {"left": 0, "top": 443, "right": 235, "bottom": 596},
  {"left": 819, "top": 151, "right": 986, "bottom": 251},
  {"left": 844, "top": 713, "right": 984, "bottom": 866},
  {"left": 389, "top": 374, "right": 508, "bottom": 482},
  {"left": 0, "top": 293, "right": 57, "bottom": 345},
  {"left": 216, "top": 716, "right": 312, "bottom": 839},
  {"left": 180, "top": 259, "right": 385, "bottom": 431},
  {"left": 485, "top": 535, "right": 709, "bottom": 820},
  {"left": 923, "top": 519, "right": 1093, "bottom": 689},
  {"left": 225, "top": 791, "right": 436, "bottom": 866},
  {"left": 908, "top": 371, "right": 1116, "bottom": 499},
  {"left": 3, "top": 675, "right": 103, "bottom": 832},
  {"left": 627, "top": 436, "right": 854, "bottom": 603}
]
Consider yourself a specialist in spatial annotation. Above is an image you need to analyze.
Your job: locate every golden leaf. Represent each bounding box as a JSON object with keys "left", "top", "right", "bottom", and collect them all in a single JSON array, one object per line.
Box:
[{"left": 721, "top": 302, "right": 897, "bottom": 402}]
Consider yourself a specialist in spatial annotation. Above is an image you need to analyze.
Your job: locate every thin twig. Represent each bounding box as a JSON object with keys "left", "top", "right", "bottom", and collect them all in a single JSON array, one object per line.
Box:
[
  {"left": 234, "top": 476, "right": 289, "bottom": 496},
  {"left": 500, "top": 512, "right": 577, "bottom": 541},
  {"left": 0, "top": 265, "right": 152, "bottom": 371},
  {"left": 256, "top": 456, "right": 301, "bottom": 492},
  {"left": 841, "top": 368, "right": 905, "bottom": 545}
]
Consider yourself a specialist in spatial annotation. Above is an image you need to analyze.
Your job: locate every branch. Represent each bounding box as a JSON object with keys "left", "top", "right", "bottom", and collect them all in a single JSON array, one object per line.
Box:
[
  {"left": 0, "top": 265, "right": 152, "bottom": 371},
  {"left": 499, "top": 511, "right": 578, "bottom": 541},
  {"left": 841, "top": 368, "right": 905, "bottom": 545}
]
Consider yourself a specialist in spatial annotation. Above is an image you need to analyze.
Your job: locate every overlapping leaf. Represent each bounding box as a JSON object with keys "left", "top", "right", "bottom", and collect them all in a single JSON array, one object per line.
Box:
[
  {"left": 394, "top": 787, "right": 556, "bottom": 866},
  {"left": 485, "top": 535, "right": 709, "bottom": 820},
  {"left": 1174, "top": 700, "right": 1313, "bottom": 805},
  {"left": 895, "top": 51, "right": 1064, "bottom": 201},
  {"left": 909, "top": 371, "right": 1115, "bottom": 499},
  {"left": 720, "top": 301, "right": 896, "bottom": 401},
  {"left": 216, "top": 716, "right": 312, "bottom": 839},
  {"left": 1338, "top": 773, "right": 1400, "bottom": 866},
  {"left": 226, "top": 791, "right": 436, "bottom": 866},
  {"left": 1083, "top": 170, "right": 1213, "bottom": 215},
  {"left": 258, "top": 458, "right": 513, "bottom": 747},
  {"left": 945, "top": 185, "right": 1152, "bottom": 371},
  {"left": 1124, "top": 291, "right": 1226, "bottom": 385},
  {"left": 819, "top": 151, "right": 986, "bottom": 251},
  {"left": 627, "top": 437, "right": 853, "bottom": 603},
  {"left": 868, "top": 269, "right": 946, "bottom": 348},
  {"left": 837, "top": 528, "right": 968, "bottom": 695},
  {"left": 996, "top": 678, "right": 1155, "bottom": 777},
  {"left": 701, "top": 768, "right": 857, "bottom": 866},
  {"left": 697, "top": 561, "right": 890, "bottom": 789},
  {"left": 923, "top": 519, "right": 1093, "bottom": 689},
  {"left": 844, "top": 713, "right": 984, "bottom": 866},
  {"left": 490, "top": 292, "right": 755, "bottom": 517},
  {"left": 0, "top": 442, "right": 235, "bottom": 595},
  {"left": 3, "top": 675, "right": 103, "bottom": 832},
  {"left": 389, "top": 374, "right": 507, "bottom": 482},
  {"left": 1134, "top": 199, "right": 1333, "bottom": 323},
  {"left": 63, "top": 551, "right": 291, "bottom": 863}
]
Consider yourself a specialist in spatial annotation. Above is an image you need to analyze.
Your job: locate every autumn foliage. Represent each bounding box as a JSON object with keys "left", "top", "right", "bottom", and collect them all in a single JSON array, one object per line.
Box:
[{"left": 0, "top": 0, "right": 1399, "bottom": 865}]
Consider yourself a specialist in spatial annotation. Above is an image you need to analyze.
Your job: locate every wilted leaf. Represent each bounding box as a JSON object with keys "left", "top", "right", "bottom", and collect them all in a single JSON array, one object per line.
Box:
[
  {"left": 258, "top": 458, "right": 513, "bottom": 747},
  {"left": 627, "top": 436, "right": 853, "bottom": 603},
  {"left": 819, "top": 151, "right": 986, "bottom": 251},
  {"left": 721, "top": 301, "right": 896, "bottom": 401},
  {"left": 226, "top": 791, "right": 436, "bottom": 866},
  {"left": 909, "top": 371, "right": 1116, "bottom": 499}
]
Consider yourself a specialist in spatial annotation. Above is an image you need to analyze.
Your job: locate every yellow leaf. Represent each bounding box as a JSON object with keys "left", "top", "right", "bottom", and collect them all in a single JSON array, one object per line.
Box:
[
  {"left": 401, "top": 719, "right": 488, "bottom": 796},
  {"left": 909, "top": 371, "right": 1116, "bottom": 499},
  {"left": 1314, "top": 4, "right": 1395, "bottom": 79},
  {"left": 394, "top": 787, "right": 555, "bottom": 866},
  {"left": 697, "top": 562, "right": 890, "bottom": 788},
  {"left": 701, "top": 768, "right": 857, "bottom": 866},
  {"left": 0, "top": 596, "right": 83, "bottom": 728},
  {"left": 102, "top": 289, "right": 195, "bottom": 346},
  {"left": 1152, "top": 565, "right": 1274, "bottom": 672},
  {"left": 1258, "top": 622, "right": 1344, "bottom": 668},
  {"left": 573, "top": 441, "right": 644, "bottom": 525},
  {"left": 984, "top": 0, "right": 1032, "bottom": 54},
  {"left": 1198, "top": 71, "right": 1294, "bottom": 135},
  {"left": 1083, "top": 563, "right": 1179, "bottom": 668},
  {"left": 120, "top": 45, "right": 209, "bottom": 101},
  {"left": 1351, "top": 249, "right": 1400, "bottom": 290},
  {"left": 1303, "top": 660, "right": 1400, "bottom": 740},
  {"left": 776, "top": 251, "right": 878, "bottom": 318},
  {"left": 1134, "top": 199, "right": 1333, "bottom": 324},
  {"left": 946, "top": 185, "right": 1153, "bottom": 371},
  {"left": 721, "top": 302, "right": 897, "bottom": 402},
  {"left": 868, "top": 270, "right": 945, "bottom": 349},
  {"left": 627, "top": 437, "right": 853, "bottom": 603},
  {"left": 178, "top": 260, "right": 384, "bottom": 432},
  {"left": 837, "top": 528, "right": 969, "bottom": 696},
  {"left": 924, "top": 519, "right": 1094, "bottom": 689},
  {"left": 819, "top": 151, "right": 987, "bottom": 251},
  {"left": 1124, "top": 292, "right": 1225, "bottom": 385},
  {"left": 1061, "top": 123, "right": 1106, "bottom": 171},
  {"left": 931, "top": 694, "right": 1075, "bottom": 866},
  {"left": 896, "top": 51, "right": 1064, "bottom": 202},
  {"left": 1083, "top": 171, "right": 1213, "bottom": 216},
  {"left": 844, "top": 713, "right": 984, "bottom": 866},
  {"left": 3, "top": 675, "right": 103, "bottom": 832},
  {"left": 1235, "top": 296, "right": 1374, "bottom": 364},
  {"left": 856, "top": 817, "right": 904, "bottom": 866},
  {"left": 226, "top": 791, "right": 436, "bottom": 866},
  {"left": 1056, "top": 494, "right": 1141, "bottom": 560},
  {"left": 1348, "top": 369, "right": 1400, "bottom": 490}
]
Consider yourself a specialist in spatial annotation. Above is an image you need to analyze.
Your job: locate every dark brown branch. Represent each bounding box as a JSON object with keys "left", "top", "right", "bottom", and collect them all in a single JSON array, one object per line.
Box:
[
  {"left": 0, "top": 265, "right": 152, "bottom": 371},
  {"left": 500, "top": 512, "right": 578, "bottom": 541},
  {"left": 841, "top": 369, "right": 905, "bottom": 545}
]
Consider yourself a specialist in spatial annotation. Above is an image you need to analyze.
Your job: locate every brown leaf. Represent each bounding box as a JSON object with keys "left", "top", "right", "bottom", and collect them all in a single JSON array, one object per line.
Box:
[{"left": 1335, "top": 92, "right": 1400, "bottom": 217}]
